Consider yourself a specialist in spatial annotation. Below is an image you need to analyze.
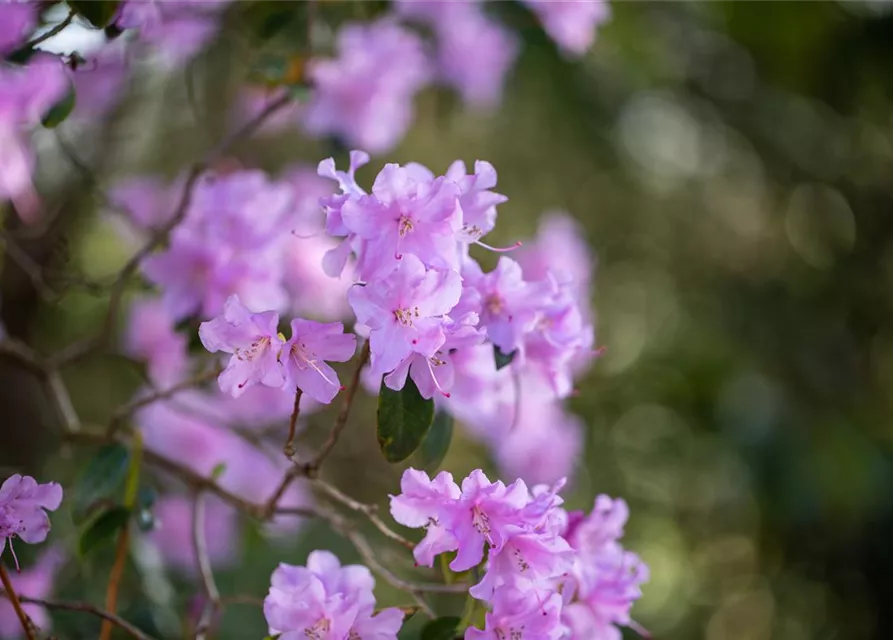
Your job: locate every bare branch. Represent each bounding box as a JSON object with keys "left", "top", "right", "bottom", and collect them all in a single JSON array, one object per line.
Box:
[
  {"left": 0, "top": 565, "right": 38, "bottom": 640},
  {"left": 23, "top": 10, "right": 76, "bottom": 49},
  {"left": 309, "top": 340, "right": 370, "bottom": 469},
  {"left": 283, "top": 387, "right": 303, "bottom": 459},
  {"left": 192, "top": 492, "right": 220, "bottom": 640},
  {"left": 312, "top": 478, "right": 414, "bottom": 550},
  {"left": 8, "top": 595, "right": 159, "bottom": 640}
]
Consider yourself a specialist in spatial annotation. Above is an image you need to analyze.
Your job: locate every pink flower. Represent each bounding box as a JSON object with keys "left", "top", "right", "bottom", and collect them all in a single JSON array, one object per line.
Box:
[
  {"left": 0, "top": 475, "right": 63, "bottom": 567},
  {"left": 524, "top": 0, "right": 611, "bottom": 58},
  {"left": 342, "top": 163, "right": 462, "bottom": 281},
  {"left": 123, "top": 296, "right": 188, "bottom": 387},
  {"left": 264, "top": 550, "right": 403, "bottom": 640},
  {"left": 463, "top": 257, "right": 552, "bottom": 354},
  {"left": 0, "top": 56, "right": 68, "bottom": 224},
  {"left": 0, "top": 548, "right": 64, "bottom": 639},
  {"left": 562, "top": 496, "right": 649, "bottom": 640},
  {"left": 384, "top": 312, "right": 483, "bottom": 398},
  {"left": 0, "top": 2, "right": 35, "bottom": 55},
  {"left": 281, "top": 319, "right": 356, "bottom": 404},
  {"left": 389, "top": 469, "right": 462, "bottom": 567},
  {"left": 446, "top": 160, "right": 508, "bottom": 248},
  {"left": 147, "top": 495, "right": 240, "bottom": 573},
  {"left": 199, "top": 295, "right": 286, "bottom": 397},
  {"left": 115, "top": 0, "right": 231, "bottom": 67},
  {"left": 303, "top": 19, "right": 430, "bottom": 154},
  {"left": 348, "top": 254, "right": 462, "bottom": 377},
  {"left": 69, "top": 39, "right": 131, "bottom": 120},
  {"left": 466, "top": 588, "right": 565, "bottom": 640}
]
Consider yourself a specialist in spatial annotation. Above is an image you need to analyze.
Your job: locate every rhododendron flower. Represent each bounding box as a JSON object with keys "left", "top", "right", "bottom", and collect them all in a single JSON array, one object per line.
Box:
[
  {"left": 524, "top": 0, "right": 611, "bottom": 57},
  {"left": 281, "top": 319, "right": 356, "bottom": 404},
  {"left": 389, "top": 469, "right": 462, "bottom": 567},
  {"left": 124, "top": 296, "right": 188, "bottom": 387},
  {"left": 199, "top": 295, "right": 286, "bottom": 397},
  {"left": 384, "top": 312, "right": 483, "bottom": 398},
  {"left": 562, "top": 496, "right": 649, "bottom": 640},
  {"left": 0, "top": 548, "right": 64, "bottom": 638},
  {"left": 463, "top": 257, "right": 552, "bottom": 354},
  {"left": 115, "top": 0, "right": 231, "bottom": 67},
  {"left": 0, "top": 475, "right": 63, "bottom": 568},
  {"left": 0, "top": 2, "right": 36, "bottom": 55},
  {"left": 264, "top": 550, "right": 402, "bottom": 640},
  {"left": 342, "top": 163, "right": 462, "bottom": 281},
  {"left": 466, "top": 588, "right": 565, "bottom": 640},
  {"left": 303, "top": 19, "right": 429, "bottom": 154},
  {"left": 148, "top": 495, "right": 240, "bottom": 573},
  {"left": 446, "top": 160, "right": 509, "bottom": 248},
  {"left": 0, "top": 56, "right": 69, "bottom": 224},
  {"left": 348, "top": 254, "right": 462, "bottom": 376}
]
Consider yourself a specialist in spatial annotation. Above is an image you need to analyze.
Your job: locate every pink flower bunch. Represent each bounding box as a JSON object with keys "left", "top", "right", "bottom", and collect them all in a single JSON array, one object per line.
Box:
[
  {"left": 390, "top": 469, "right": 647, "bottom": 639},
  {"left": 302, "top": 18, "right": 430, "bottom": 154},
  {"left": 0, "top": 55, "right": 68, "bottom": 224},
  {"left": 264, "top": 550, "right": 403, "bottom": 639},
  {"left": 0, "top": 475, "right": 63, "bottom": 570},
  {"left": 113, "top": 0, "right": 232, "bottom": 68}
]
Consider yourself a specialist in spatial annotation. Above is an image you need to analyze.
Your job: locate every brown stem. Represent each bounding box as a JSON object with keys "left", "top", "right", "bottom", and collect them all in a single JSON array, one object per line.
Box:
[
  {"left": 192, "top": 492, "right": 220, "bottom": 640},
  {"left": 10, "top": 594, "right": 159, "bottom": 640},
  {"left": 99, "top": 525, "right": 130, "bottom": 640},
  {"left": 23, "top": 10, "right": 75, "bottom": 49},
  {"left": 283, "top": 387, "right": 303, "bottom": 459},
  {"left": 0, "top": 563, "right": 37, "bottom": 640},
  {"left": 310, "top": 340, "right": 370, "bottom": 469}
]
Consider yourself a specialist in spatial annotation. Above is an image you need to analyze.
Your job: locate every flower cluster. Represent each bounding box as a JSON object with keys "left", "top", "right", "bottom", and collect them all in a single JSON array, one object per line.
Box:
[
  {"left": 0, "top": 475, "right": 63, "bottom": 570},
  {"left": 390, "top": 468, "right": 647, "bottom": 639},
  {"left": 264, "top": 550, "right": 403, "bottom": 640}
]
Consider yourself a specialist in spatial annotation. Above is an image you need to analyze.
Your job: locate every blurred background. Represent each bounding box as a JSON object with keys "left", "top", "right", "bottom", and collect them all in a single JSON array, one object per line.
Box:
[{"left": 3, "top": 1, "right": 893, "bottom": 639}]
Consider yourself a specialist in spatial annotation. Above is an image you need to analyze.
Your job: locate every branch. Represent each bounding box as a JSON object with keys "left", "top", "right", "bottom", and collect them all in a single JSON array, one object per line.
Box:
[
  {"left": 0, "top": 338, "right": 46, "bottom": 376},
  {"left": 283, "top": 387, "right": 303, "bottom": 459},
  {"left": 312, "top": 478, "right": 414, "bottom": 550},
  {"left": 309, "top": 340, "right": 370, "bottom": 469},
  {"left": 9, "top": 595, "right": 159, "bottom": 640},
  {"left": 23, "top": 10, "right": 76, "bottom": 49},
  {"left": 192, "top": 492, "right": 220, "bottom": 640},
  {"left": 107, "top": 366, "right": 222, "bottom": 435},
  {"left": 49, "top": 94, "right": 295, "bottom": 369},
  {"left": 0, "top": 564, "right": 37, "bottom": 640}
]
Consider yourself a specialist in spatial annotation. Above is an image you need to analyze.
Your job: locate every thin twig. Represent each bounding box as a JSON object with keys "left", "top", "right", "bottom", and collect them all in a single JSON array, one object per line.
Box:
[
  {"left": 309, "top": 340, "right": 370, "bottom": 469},
  {"left": 283, "top": 387, "right": 303, "bottom": 459},
  {"left": 23, "top": 10, "right": 76, "bottom": 49},
  {"left": 49, "top": 94, "right": 295, "bottom": 369},
  {"left": 0, "top": 564, "right": 38, "bottom": 640},
  {"left": 0, "top": 231, "right": 56, "bottom": 302},
  {"left": 46, "top": 369, "right": 80, "bottom": 432},
  {"left": 108, "top": 367, "right": 222, "bottom": 435},
  {"left": 9, "top": 595, "right": 159, "bottom": 640},
  {"left": 312, "top": 478, "right": 414, "bottom": 549},
  {"left": 192, "top": 492, "right": 220, "bottom": 640},
  {"left": 0, "top": 339, "right": 45, "bottom": 376}
]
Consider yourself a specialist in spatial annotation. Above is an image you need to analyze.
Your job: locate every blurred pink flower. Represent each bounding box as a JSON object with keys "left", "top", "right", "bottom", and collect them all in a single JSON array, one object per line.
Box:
[
  {"left": 0, "top": 547, "right": 65, "bottom": 639},
  {"left": 147, "top": 495, "right": 239, "bottom": 572},
  {"left": 0, "top": 2, "right": 36, "bottom": 55},
  {"left": 524, "top": 0, "right": 611, "bottom": 58},
  {"left": 124, "top": 296, "right": 188, "bottom": 387}
]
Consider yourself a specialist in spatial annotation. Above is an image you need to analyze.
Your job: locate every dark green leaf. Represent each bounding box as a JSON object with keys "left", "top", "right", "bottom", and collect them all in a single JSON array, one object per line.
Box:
[
  {"left": 78, "top": 506, "right": 130, "bottom": 557},
  {"left": 420, "top": 616, "right": 461, "bottom": 640},
  {"left": 494, "top": 345, "right": 516, "bottom": 370},
  {"left": 68, "top": 0, "right": 121, "bottom": 28},
  {"left": 73, "top": 444, "right": 130, "bottom": 524},
  {"left": 417, "top": 410, "right": 454, "bottom": 472},
  {"left": 377, "top": 377, "right": 435, "bottom": 463},
  {"left": 42, "top": 84, "right": 76, "bottom": 128}
]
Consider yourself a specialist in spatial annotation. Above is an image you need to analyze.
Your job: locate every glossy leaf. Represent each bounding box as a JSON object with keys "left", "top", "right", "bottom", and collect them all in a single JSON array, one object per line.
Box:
[
  {"left": 377, "top": 377, "right": 435, "bottom": 463},
  {"left": 420, "top": 616, "right": 462, "bottom": 640},
  {"left": 72, "top": 444, "right": 130, "bottom": 524},
  {"left": 417, "top": 410, "right": 454, "bottom": 472},
  {"left": 78, "top": 506, "right": 130, "bottom": 557},
  {"left": 68, "top": 0, "right": 121, "bottom": 28},
  {"left": 41, "top": 84, "right": 76, "bottom": 128},
  {"left": 494, "top": 345, "right": 516, "bottom": 370}
]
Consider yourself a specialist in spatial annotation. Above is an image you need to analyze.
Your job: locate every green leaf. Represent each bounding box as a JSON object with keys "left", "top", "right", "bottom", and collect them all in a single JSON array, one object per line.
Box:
[
  {"left": 42, "top": 84, "right": 76, "bottom": 128},
  {"left": 68, "top": 0, "right": 122, "bottom": 27},
  {"left": 73, "top": 444, "right": 131, "bottom": 524},
  {"left": 78, "top": 506, "right": 130, "bottom": 557},
  {"left": 377, "top": 377, "right": 435, "bottom": 463},
  {"left": 417, "top": 410, "right": 454, "bottom": 472},
  {"left": 420, "top": 616, "right": 461, "bottom": 640},
  {"left": 494, "top": 345, "right": 516, "bottom": 370},
  {"left": 211, "top": 462, "right": 227, "bottom": 480}
]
